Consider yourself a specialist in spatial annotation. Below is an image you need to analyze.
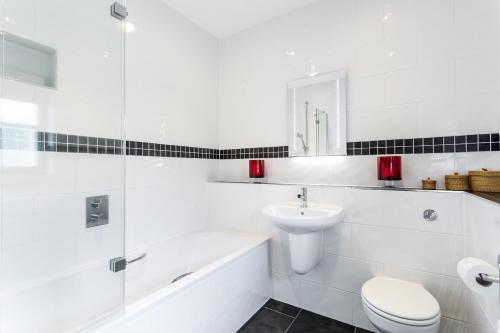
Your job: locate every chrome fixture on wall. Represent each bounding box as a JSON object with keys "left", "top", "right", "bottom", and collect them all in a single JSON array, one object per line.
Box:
[
  {"left": 86, "top": 195, "right": 109, "bottom": 228},
  {"left": 297, "top": 187, "right": 308, "bottom": 208},
  {"left": 475, "top": 255, "right": 500, "bottom": 287},
  {"left": 423, "top": 209, "right": 438, "bottom": 222}
]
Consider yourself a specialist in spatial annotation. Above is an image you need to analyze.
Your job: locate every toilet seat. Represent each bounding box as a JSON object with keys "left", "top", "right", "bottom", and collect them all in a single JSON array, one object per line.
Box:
[
  {"left": 362, "top": 295, "right": 440, "bottom": 327},
  {"left": 362, "top": 277, "right": 440, "bottom": 326}
]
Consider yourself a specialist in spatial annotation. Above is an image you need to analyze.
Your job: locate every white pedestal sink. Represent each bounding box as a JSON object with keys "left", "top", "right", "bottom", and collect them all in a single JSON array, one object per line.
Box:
[{"left": 262, "top": 203, "right": 344, "bottom": 274}]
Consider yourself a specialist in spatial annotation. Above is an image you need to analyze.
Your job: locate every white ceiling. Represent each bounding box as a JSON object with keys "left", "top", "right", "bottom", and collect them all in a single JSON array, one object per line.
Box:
[{"left": 161, "top": 0, "right": 321, "bottom": 39}]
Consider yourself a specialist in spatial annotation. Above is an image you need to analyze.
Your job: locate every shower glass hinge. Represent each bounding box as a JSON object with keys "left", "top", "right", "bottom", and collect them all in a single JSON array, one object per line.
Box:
[
  {"left": 109, "top": 257, "right": 127, "bottom": 272},
  {"left": 109, "top": 253, "right": 146, "bottom": 273},
  {"left": 110, "top": 2, "right": 128, "bottom": 20}
]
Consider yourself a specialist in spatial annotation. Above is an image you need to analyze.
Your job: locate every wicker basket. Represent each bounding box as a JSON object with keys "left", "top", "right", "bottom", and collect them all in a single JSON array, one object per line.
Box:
[
  {"left": 422, "top": 178, "right": 437, "bottom": 190},
  {"left": 469, "top": 169, "right": 500, "bottom": 193},
  {"left": 445, "top": 173, "right": 470, "bottom": 191}
]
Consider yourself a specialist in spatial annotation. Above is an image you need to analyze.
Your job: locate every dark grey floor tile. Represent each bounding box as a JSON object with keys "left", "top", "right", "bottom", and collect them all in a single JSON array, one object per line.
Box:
[
  {"left": 354, "top": 328, "right": 375, "bottom": 333},
  {"left": 237, "top": 308, "right": 293, "bottom": 333},
  {"left": 264, "top": 299, "right": 301, "bottom": 317},
  {"left": 287, "top": 310, "right": 355, "bottom": 333}
]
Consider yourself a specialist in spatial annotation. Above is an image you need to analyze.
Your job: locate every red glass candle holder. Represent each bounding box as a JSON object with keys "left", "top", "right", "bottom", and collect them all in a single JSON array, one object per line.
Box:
[
  {"left": 249, "top": 160, "right": 265, "bottom": 179},
  {"left": 377, "top": 156, "right": 401, "bottom": 187}
]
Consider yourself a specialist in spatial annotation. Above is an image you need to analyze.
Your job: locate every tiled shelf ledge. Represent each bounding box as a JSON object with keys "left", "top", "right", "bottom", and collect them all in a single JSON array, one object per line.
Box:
[
  {"left": 212, "top": 181, "right": 500, "bottom": 205},
  {"left": 469, "top": 192, "right": 500, "bottom": 205},
  {"left": 212, "top": 180, "right": 461, "bottom": 193}
]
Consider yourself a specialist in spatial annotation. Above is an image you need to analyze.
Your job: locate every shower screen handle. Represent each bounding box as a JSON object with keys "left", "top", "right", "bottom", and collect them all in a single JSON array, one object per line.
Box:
[{"left": 127, "top": 253, "right": 147, "bottom": 265}]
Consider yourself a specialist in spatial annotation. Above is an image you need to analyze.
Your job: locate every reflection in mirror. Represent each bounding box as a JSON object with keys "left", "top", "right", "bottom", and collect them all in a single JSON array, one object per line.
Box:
[{"left": 288, "top": 71, "right": 347, "bottom": 157}]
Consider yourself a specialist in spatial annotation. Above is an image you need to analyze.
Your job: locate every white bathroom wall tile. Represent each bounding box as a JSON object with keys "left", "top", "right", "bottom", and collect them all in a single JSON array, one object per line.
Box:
[
  {"left": 126, "top": 0, "right": 219, "bottom": 147},
  {"left": 257, "top": 215, "right": 284, "bottom": 244},
  {"left": 348, "top": 75, "right": 386, "bottom": 110},
  {"left": 351, "top": 224, "right": 421, "bottom": 269},
  {"left": 400, "top": 154, "right": 457, "bottom": 190},
  {"left": 438, "top": 318, "right": 465, "bottom": 333},
  {"left": 459, "top": 288, "right": 497, "bottom": 328},
  {"left": 207, "top": 183, "right": 274, "bottom": 234},
  {"left": 381, "top": 0, "right": 417, "bottom": 42},
  {"left": 454, "top": 152, "right": 500, "bottom": 177},
  {"left": 385, "top": 60, "right": 455, "bottom": 105},
  {"left": 464, "top": 194, "right": 500, "bottom": 264},
  {"left": 414, "top": 0, "right": 454, "bottom": 64},
  {"left": 307, "top": 186, "right": 353, "bottom": 208},
  {"left": 348, "top": 188, "right": 463, "bottom": 233},
  {"left": 126, "top": 157, "right": 215, "bottom": 250},
  {"left": 1, "top": 198, "right": 36, "bottom": 248},
  {"left": 1, "top": 152, "right": 77, "bottom": 199},
  {"left": 462, "top": 323, "right": 496, "bottom": 333},
  {"left": 456, "top": 53, "right": 499, "bottom": 97},
  {"left": 75, "top": 155, "right": 124, "bottom": 192},
  {"left": 453, "top": 0, "right": 498, "bottom": 57},
  {"left": 344, "top": 189, "right": 386, "bottom": 224},
  {"left": 297, "top": 280, "right": 353, "bottom": 325},
  {"left": 1, "top": 194, "right": 123, "bottom": 291},
  {"left": 438, "top": 318, "right": 495, "bottom": 333},
  {"left": 353, "top": 0, "right": 384, "bottom": 47},
  {"left": 348, "top": 103, "right": 420, "bottom": 141},
  {"left": 352, "top": 293, "right": 377, "bottom": 332},
  {"left": 270, "top": 241, "right": 292, "bottom": 275},
  {"left": 384, "top": 191, "right": 463, "bottom": 234},
  {"left": 302, "top": 254, "right": 383, "bottom": 294},
  {"left": 464, "top": 324, "right": 498, "bottom": 333},
  {"left": 420, "top": 232, "right": 465, "bottom": 276},
  {"left": 206, "top": 183, "right": 296, "bottom": 242},
  {"left": 272, "top": 272, "right": 300, "bottom": 307},
  {"left": 417, "top": 93, "right": 500, "bottom": 137},
  {"left": 323, "top": 223, "right": 352, "bottom": 256},
  {"left": 1, "top": 0, "right": 36, "bottom": 38},
  {"left": 353, "top": 37, "right": 416, "bottom": 77},
  {"left": 126, "top": 184, "right": 207, "bottom": 250}
]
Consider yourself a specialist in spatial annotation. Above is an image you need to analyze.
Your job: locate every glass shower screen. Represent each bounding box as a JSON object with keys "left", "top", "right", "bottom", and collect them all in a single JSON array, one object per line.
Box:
[{"left": 0, "top": 1, "right": 126, "bottom": 332}]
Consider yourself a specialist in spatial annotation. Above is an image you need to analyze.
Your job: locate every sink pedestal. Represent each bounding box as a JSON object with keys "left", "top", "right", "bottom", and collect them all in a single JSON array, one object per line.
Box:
[
  {"left": 289, "top": 232, "right": 322, "bottom": 274},
  {"left": 262, "top": 202, "right": 344, "bottom": 275}
]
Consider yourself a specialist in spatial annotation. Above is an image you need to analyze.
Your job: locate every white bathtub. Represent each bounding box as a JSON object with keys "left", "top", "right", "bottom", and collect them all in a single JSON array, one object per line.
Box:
[{"left": 91, "top": 231, "right": 271, "bottom": 333}]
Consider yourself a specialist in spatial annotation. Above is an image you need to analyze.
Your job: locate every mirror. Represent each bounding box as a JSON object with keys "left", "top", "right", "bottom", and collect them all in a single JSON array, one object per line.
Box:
[{"left": 288, "top": 71, "right": 347, "bottom": 157}]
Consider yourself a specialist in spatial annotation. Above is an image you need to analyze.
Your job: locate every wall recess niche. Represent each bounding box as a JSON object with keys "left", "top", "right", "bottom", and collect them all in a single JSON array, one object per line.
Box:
[{"left": 0, "top": 31, "right": 57, "bottom": 88}]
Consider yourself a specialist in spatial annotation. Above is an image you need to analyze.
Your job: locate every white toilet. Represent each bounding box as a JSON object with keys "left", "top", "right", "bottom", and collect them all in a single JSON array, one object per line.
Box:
[{"left": 361, "top": 277, "right": 441, "bottom": 333}]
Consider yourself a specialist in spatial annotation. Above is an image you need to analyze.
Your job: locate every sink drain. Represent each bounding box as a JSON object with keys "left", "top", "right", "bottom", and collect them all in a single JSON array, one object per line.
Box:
[{"left": 171, "top": 272, "right": 194, "bottom": 284}]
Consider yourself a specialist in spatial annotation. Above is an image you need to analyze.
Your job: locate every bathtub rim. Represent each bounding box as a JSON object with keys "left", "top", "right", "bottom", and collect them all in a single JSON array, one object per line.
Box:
[{"left": 85, "top": 231, "right": 269, "bottom": 333}]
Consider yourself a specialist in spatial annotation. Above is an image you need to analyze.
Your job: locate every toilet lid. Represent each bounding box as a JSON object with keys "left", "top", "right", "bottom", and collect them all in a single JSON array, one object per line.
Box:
[{"left": 362, "top": 277, "right": 440, "bottom": 321}]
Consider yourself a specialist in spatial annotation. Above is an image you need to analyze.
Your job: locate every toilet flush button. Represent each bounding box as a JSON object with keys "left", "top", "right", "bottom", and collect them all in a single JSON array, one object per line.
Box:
[{"left": 423, "top": 209, "right": 438, "bottom": 222}]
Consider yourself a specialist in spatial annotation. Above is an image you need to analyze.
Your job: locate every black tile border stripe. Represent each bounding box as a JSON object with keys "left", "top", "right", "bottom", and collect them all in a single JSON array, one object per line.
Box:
[
  {"left": 219, "top": 146, "right": 289, "bottom": 159},
  {"left": 0, "top": 128, "right": 498, "bottom": 159},
  {"left": 347, "top": 133, "right": 499, "bottom": 156},
  {"left": 0, "top": 128, "right": 220, "bottom": 159}
]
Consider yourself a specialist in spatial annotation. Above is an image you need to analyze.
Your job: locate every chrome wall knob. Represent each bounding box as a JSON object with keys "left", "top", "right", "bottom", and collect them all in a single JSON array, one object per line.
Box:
[{"left": 423, "top": 209, "right": 438, "bottom": 221}]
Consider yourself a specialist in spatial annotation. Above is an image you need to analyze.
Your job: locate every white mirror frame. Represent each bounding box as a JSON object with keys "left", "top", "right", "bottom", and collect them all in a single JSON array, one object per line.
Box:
[{"left": 287, "top": 70, "right": 347, "bottom": 157}]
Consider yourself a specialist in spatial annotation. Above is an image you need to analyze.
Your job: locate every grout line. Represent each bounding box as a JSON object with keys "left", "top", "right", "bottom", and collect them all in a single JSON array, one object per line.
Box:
[
  {"left": 263, "top": 307, "right": 297, "bottom": 319},
  {"left": 284, "top": 309, "right": 302, "bottom": 333}
]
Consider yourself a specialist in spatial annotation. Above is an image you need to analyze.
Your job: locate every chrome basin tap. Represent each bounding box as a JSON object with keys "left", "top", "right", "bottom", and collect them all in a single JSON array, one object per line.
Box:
[{"left": 297, "top": 187, "right": 308, "bottom": 208}]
